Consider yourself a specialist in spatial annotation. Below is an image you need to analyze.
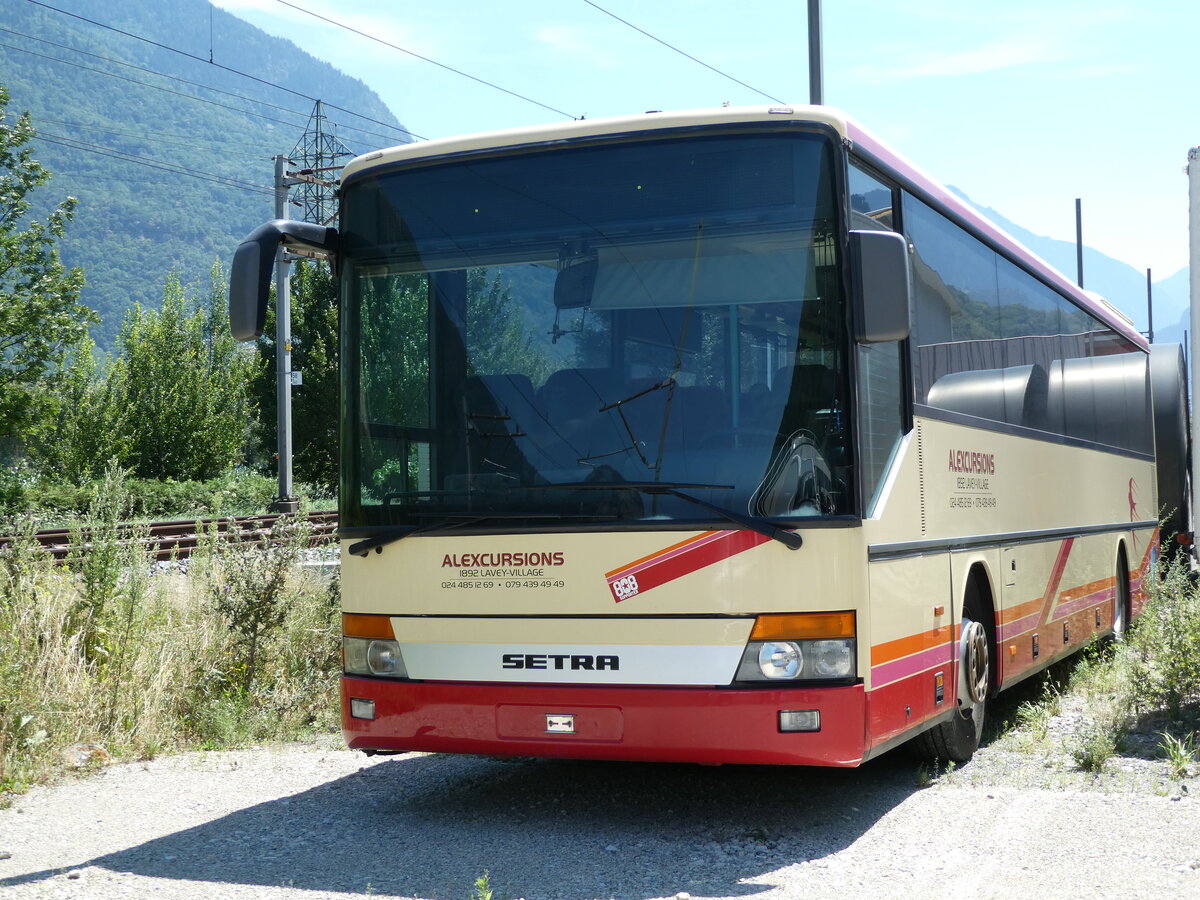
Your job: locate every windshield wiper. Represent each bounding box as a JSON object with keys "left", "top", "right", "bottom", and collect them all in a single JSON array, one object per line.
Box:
[
  {"left": 523, "top": 481, "right": 803, "bottom": 550},
  {"left": 346, "top": 511, "right": 602, "bottom": 557}
]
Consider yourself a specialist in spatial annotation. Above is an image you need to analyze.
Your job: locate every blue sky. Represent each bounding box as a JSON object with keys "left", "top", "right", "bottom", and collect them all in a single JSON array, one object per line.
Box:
[{"left": 212, "top": 0, "right": 1198, "bottom": 281}]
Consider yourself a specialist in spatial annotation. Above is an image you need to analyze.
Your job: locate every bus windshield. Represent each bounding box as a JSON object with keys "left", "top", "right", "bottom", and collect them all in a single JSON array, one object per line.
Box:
[{"left": 339, "top": 130, "right": 852, "bottom": 530}]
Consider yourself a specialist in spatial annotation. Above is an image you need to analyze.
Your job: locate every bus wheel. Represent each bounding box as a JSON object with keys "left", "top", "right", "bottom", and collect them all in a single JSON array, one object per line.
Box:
[
  {"left": 1113, "top": 550, "right": 1130, "bottom": 641},
  {"left": 914, "top": 586, "right": 991, "bottom": 763}
]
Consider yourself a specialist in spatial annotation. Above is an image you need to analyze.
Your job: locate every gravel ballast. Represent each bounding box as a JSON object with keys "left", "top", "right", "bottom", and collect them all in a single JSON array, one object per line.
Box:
[{"left": 1, "top": 726, "right": 1199, "bottom": 900}]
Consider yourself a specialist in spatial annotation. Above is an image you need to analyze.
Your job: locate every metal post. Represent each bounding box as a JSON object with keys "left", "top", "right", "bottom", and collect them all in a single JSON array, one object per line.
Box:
[
  {"left": 808, "top": 0, "right": 823, "bottom": 105},
  {"left": 270, "top": 154, "right": 299, "bottom": 514},
  {"left": 1075, "top": 198, "right": 1084, "bottom": 288},
  {"left": 1147, "top": 267, "right": 1154, "bottom": 344},
  {"left": 1187, "top": 148, "right": 1200, "bottom": 537}
]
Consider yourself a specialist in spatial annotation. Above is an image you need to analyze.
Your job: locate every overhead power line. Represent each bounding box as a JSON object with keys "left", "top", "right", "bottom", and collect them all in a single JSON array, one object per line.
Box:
[
  {"left": 2, "top": 41, "right": 311, "bottom": 133},
  {"left": 32, "top": 115, "right": 274, "bottom": 157},
  {"left": 33, "top": 131, "right": 277, "bottom": 198},
  {"left": 0, "top": 24, "right": 404, "bottom": 148},
  {"left": 272, "top": 0, "right": 579, "bottom": 121},
  {"left": 0, "top": 37, "right": 389, "bottom": 150},
  {"left": 23, "top": 0, "right": 422, "bottom": 141},
  {"left": 581, "top": 0, "right": 787, "bottom": 105},
  {"left": 1, "top": 25, "right": 304, "bottom": 119}
]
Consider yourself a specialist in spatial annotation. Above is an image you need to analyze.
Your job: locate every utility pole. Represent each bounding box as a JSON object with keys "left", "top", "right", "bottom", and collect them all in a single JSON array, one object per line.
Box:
[
  {"left": 808, "top": 0, "right": 823, "bottom": 105},
  {"left": 290, "top": 100, "right": 352, "bottom": 226},
  {"left": 1075, "top": 198, "right": 1084, "bottom": 288},
  {"left": 267, "top": 102, "right": 352, "bottom": 513},
  {"left": 1147, "top": 267, "right": 1154, "bottom": 344}
]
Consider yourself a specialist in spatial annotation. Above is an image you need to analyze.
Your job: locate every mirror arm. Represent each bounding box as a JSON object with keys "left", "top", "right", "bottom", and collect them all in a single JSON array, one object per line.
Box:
[{"left": 228, "top": 219, "right": 339, "bottom": 341}]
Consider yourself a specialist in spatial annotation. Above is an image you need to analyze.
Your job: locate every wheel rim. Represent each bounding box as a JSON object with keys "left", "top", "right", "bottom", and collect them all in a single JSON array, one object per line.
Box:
[
  {"left": 958, "top": 617, "right": 989, "bottom": 739},
  {"left": 1114, "top": 568, "right": 1128, "bottom": 640}
]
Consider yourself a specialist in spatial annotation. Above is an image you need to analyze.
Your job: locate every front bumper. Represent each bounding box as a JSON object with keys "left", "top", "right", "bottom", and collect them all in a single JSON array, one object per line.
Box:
[{"left": 341, "top": 677, "right": 868, "bottom": 767}]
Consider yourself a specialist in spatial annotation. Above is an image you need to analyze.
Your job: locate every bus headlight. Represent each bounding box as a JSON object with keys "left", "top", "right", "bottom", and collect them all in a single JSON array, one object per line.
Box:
[
  {"left": 343, "top": 637, "right": 408, "bottom": 678},
  {"left": 809, "top": 639, "right": 855, "bottom": 678},
  {"left": 734, "top": 612, "right": 857, "bottom": 683},
  {"left": 758, "top": 641, "right": 803, "bottom": 678}
]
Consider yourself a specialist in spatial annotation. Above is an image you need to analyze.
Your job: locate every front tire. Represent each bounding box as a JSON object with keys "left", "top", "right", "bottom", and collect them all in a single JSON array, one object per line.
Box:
[{"left": 914, "top": 584, "right": 991, "bottom": 763}]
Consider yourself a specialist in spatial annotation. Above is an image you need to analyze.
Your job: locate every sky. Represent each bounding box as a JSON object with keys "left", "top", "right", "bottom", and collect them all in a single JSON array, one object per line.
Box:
[{"left": 211, "top": 0, "right": 1199, "bottom": 282}]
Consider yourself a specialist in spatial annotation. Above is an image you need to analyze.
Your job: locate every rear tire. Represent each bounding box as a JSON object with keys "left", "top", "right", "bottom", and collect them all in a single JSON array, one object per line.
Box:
[{"left": 914, "top": 582, "right": 991, "bottom": 763}]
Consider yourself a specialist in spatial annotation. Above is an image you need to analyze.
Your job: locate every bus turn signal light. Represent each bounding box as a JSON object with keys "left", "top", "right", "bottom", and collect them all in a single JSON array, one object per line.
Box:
[
  {"left": 343, "top": 613, "right": 396, "bottom": 639},
  {"left": 750, "top": 611, "right": 855, "bottom": 641}
]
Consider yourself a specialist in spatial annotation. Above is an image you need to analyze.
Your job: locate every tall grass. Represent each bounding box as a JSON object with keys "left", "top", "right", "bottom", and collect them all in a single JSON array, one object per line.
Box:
[
  {"left": 1130, "top": 551, "right": 1200, "bottom": 718},
  {"left": 0, "top": 468, "right": 340, "bottom": 796},
  {"left": 1059, "top": 549, "right": 1200, "bottom": 771}
]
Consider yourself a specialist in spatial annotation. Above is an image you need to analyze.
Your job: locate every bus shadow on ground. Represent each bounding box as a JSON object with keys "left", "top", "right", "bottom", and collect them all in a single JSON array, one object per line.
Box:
[{"left": 0, "top": 750, "right": 926, "bottom": 898}]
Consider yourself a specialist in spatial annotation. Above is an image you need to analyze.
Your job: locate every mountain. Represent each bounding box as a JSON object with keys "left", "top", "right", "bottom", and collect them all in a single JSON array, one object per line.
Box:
[
  {"left": 1151, "top": 267, "right": 1193, "bottom": 344},
  {"left": 3, "top": 6, "right": 1188, "bottom": 355},
  {"left": 957, "top": 190, "right": 1190, "bottom": 345},
  {"left": 1, "top": 0, "right": 412, "bottom": 348}
]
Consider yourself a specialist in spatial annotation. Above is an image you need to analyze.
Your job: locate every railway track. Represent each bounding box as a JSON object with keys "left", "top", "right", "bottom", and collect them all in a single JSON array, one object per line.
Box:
[{"left": 1, "top": 510, "right": 338, "bottom": 563}]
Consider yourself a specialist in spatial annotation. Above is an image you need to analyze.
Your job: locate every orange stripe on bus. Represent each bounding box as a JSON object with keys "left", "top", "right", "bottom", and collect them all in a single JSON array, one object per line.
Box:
[
  {"left": 1059, "top": 575, "right": 1114, "bottom": 606},
  {"left": 871, "top": 623, "right": 957, "bottom": 667},
  {"left": 1003, "top": 596, "right": 1043, "bottom": 624}
]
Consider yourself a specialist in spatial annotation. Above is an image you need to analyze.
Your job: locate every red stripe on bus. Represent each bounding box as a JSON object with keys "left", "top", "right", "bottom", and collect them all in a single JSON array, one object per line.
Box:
[
  {"left": 1037, "top": 538, "right": 1074, "bottom": 627},
  {"left": 604, "top": 531, "right": 721, "bottom": 580},
  {"left": 605, "top": 529, "right": 772, "bottom": 602}
]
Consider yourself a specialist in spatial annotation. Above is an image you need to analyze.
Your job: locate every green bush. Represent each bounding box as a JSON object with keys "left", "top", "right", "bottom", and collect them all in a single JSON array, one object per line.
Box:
[
  {"left": 0, "top": 469, "right": 334, "bottom": 530},
  {"left": 30, "top": 268, "right": 255, "bottom": 484},
  {"left": 1131, "top": 552, "right": 1200, "bottom": 718}
]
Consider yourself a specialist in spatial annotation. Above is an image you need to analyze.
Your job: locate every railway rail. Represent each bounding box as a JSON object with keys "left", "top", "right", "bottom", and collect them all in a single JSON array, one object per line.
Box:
[{"left": 0, "top": 510, "right": 338, "bottom": 563}]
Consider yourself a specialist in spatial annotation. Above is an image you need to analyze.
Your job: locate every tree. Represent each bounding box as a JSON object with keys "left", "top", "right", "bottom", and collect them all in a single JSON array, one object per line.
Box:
[
  {"left": 465, "top": 267, "right": 551, "bottom": 381},
  {"left": 0, "top": 85, "right": 92, "bottom": 441},
  {"left": 29, "top": 336, "right": 126, "bottom": 478},
  {"left": 36, "top": 267, "right": 255, "bottom": 482},
  {"left": 106, "top": 268, "right": 253, "bottom": 480}
]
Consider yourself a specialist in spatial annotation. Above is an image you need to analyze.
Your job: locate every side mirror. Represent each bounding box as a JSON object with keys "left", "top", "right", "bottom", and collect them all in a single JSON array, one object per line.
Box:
[
  {"left": 553, "top": 243, "right": 598, "bottom": 310},
  {"left": 849, "top": 229, "right": 911, "bottom": 343},
  {"left": 229, "top": 219, "right": 339, "bottom": 341}
]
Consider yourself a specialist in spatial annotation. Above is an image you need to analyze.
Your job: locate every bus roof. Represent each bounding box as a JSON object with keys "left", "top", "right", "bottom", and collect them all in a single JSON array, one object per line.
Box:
[{"left": 339, "top": 105, "right": 1145, "bottom": 350}]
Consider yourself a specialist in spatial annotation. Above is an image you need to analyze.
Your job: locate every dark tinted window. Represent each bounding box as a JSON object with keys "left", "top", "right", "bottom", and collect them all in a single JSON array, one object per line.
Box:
[{"left": 904, "top": 192, "right": 1150, "bottom": 454}]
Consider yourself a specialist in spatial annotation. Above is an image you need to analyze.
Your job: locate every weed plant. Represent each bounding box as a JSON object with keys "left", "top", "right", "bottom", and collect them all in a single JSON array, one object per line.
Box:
[
  {"left": 1061, "top": 640, "right": 1137, "bottom": 772},
  {"left": 0, "top": 468, "right": 340, "bottom": 797},
  {"left": 1130, "top": 551, "right": 1200, "bottom": 719},
  {"left": 0, "top": 465, "right": 335, "bottom": 532},
  {"left": 1050, "top": 549, "right": 1200, "bottom": 772},
  {"left": 1014, "top": 678, "right": 1062, "bottom": 745},
  {"left": 1159, "top": 731, "right": 1195, "bottom": 779},
  {"left": 471, "top": 870, "right": 495, "bottom": 900}
]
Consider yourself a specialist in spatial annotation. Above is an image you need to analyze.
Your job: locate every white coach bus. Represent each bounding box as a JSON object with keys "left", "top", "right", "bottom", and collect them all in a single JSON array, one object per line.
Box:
[{"left": 230, "top": 105, "right": 1188, "bottom": 765}]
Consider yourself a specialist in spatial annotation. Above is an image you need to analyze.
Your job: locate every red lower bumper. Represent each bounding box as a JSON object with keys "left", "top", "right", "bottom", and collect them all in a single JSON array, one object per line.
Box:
[{"left": 341, "top": 677, "right": 867, "bottom": 767}]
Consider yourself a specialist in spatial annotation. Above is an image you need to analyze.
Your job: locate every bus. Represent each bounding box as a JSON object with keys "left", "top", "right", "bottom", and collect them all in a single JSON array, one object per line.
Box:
[{"left": 229, "top": 105, "right": 1189, "bottom": 766}]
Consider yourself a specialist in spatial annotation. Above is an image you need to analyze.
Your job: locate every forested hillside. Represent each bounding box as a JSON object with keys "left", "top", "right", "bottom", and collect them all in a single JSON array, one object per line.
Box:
[{"left": 1, "top": 0, "right": 412, "bottom": 347}]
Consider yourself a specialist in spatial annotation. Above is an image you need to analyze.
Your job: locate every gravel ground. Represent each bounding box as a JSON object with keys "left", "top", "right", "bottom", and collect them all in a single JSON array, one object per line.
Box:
[{"left": 1, "top": 708, "right": 1199, "bottom": 900}]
